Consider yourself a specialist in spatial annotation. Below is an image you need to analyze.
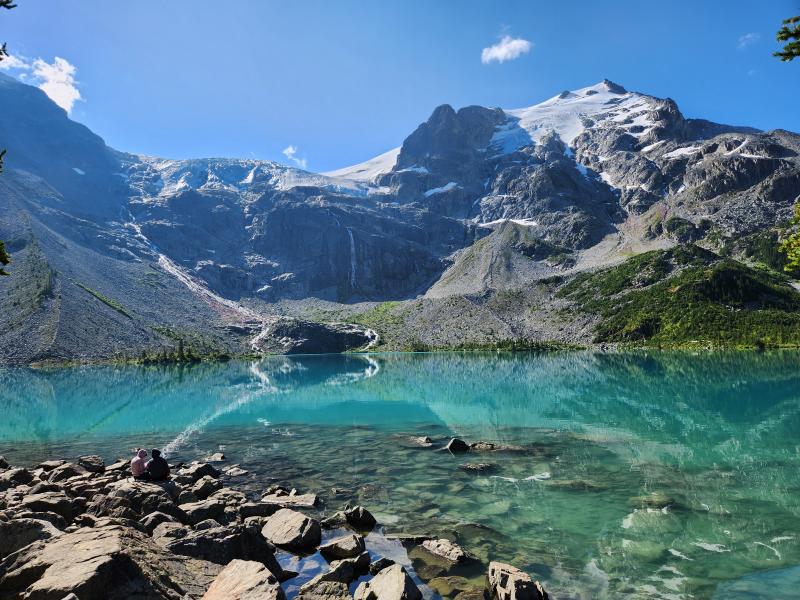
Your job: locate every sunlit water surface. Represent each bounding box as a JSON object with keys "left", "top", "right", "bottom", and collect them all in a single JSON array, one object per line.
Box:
[{"left": 2, "top": 351, "right": 800, "bottom": 599}]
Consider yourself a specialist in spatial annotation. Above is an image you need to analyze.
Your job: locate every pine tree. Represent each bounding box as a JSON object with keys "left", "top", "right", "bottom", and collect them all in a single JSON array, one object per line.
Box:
[
  {"left": 775, "top": 16, "right": 800, "bottom": 61},
  {"left": 779, "top": 202, "right": 800, "bottom": 273}
]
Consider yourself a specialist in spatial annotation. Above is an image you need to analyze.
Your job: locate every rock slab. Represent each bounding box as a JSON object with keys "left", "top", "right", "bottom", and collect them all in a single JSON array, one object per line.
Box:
[{"left": 201, "top": 558, "right": 285, "bottom": 600}]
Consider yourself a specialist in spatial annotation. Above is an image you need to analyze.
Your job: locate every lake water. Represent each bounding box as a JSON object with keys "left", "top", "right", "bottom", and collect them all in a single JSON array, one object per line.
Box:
[{"left": 2, "top": 351, "right": 800, "bottom": 599}]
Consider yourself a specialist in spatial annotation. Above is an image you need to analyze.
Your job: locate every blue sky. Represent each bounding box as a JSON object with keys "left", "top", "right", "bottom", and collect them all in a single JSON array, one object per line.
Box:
[{"left": 2, "top": 1, "right": 799, "bottom": 172}]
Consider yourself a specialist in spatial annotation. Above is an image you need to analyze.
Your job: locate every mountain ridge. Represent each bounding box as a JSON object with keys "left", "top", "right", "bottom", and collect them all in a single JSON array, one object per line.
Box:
[{"left": 1, "top": 75, "right": 799, "bottom": 363}]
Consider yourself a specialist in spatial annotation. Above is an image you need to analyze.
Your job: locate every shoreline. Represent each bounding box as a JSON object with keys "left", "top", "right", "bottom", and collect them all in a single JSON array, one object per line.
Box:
[
  {"left": 0, "top": 452, "right": 550, "bottom": 600},
  {"left": 8, "top": 341, "right": 800, "bottom": 370}
]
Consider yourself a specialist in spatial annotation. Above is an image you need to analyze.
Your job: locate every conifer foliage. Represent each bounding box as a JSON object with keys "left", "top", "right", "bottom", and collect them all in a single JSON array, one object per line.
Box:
[{"left": 775, "top": 16, "right": 800, "bottom": 61}]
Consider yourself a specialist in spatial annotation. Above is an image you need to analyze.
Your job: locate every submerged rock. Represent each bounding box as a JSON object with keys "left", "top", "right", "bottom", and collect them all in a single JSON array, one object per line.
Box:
[
  {"left": 459, "top": 463, "right": 497, "bottom": 474},
  {"left": 261, "top": 508, "right": 321, "bottom": 553},
  {"left": 261, "top": 492, "right": 318, "bottom": 508},
  {"left": 201, "top": 559, "right": 284, "bottom": 600},
  {"left": 486, "top": 561, "right": 549, "bottom": 600},
  {"left": 297, "top": 580, "right": 353, "bottom": 600},
  {"left": 354, "top": 564, "right": 422, "bottom": 600},
  {"left": 421, "top": 538, "right": 471, "bottom": 563},
  {"left": 446, "top": 438, "right": 470, "bottom": 454}
]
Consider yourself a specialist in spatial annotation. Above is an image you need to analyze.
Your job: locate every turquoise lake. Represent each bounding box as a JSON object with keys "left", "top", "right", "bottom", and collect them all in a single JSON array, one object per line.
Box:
[{"left": 2, "top": 351, "right": 800, "bottom": 599}]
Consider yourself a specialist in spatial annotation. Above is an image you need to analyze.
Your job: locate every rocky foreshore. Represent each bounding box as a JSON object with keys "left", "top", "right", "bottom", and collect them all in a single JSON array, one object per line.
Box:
[{"left": 0, "top": 451, "right": 549, "bottom": 600}]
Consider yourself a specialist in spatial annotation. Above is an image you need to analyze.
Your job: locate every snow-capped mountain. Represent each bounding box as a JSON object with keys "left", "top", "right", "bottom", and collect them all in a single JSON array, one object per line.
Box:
[{"left": 1, "top": 74, "right": 798, "bottom": 362}]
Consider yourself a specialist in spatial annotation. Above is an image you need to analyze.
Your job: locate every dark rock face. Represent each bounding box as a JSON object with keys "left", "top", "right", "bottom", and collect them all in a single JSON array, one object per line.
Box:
[{"left": 253, "top": 319, "right": 376, "bottom": 354}]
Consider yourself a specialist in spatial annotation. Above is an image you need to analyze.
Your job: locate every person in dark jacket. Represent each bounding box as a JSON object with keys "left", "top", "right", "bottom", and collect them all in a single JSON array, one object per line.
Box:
[{"left": 145, "top": 448, "right": 170, "bottom": 481}]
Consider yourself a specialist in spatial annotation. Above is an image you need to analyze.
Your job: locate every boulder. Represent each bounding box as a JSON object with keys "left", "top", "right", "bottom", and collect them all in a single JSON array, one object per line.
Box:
[
  {"left": 354, "top": 564, "right": 422, "bottom": 600},
  {"left": 261, "top": 508, "right": 321, "bottom": 553},
  {"left": 152, "top": 521, "right": 188, "bottom": 544},
  {"left": 178, "top": 490, "right": 199, "bottom": 505},
  {"left": 86, "top": 494, "right": 138, "bottom": 520},
  {"left": 240, "top": 501, "right": 278, "bottom": 519},
  {"left": 107, "top": 480, "right": 173, "bottom": 515},
  {"left": 459, "top": 463, "right": 496, "bottom": 474},
  {"left": 196, "top": 518, "right": 223, "bottom": 531},
  {"left": 297, "top": 580, "right": 352, "bottom": 600},
  {"left": 446, "top": 438, "right": 470, "bottom": 454},
  {"left": 344, "top": 505, "right": 377, "bottom": 530},
  {"left": 369, "top": 557, "right": 395, "bottom": 575},
  {"left": 105, "top": 459, "right": 129, "bottom": 472},
  {"left": 165, "top": 523, "right": 283, "bottom": 576},
  {"left": 410, "top": 436, "right": 434, "bottom": 447},
  {"left": 0, "top": 456, "right": 9, "bottom": 470},
  {"left": 47, "top": 462, "right": 89, "bottom": 483},
  {"left": 0, "top": 524, "right": 221, "bottom": 599},
  {"left": 0, "top": 468, "right": 34, "bottom": 490},
  {"left": 176, "top": 463, "right": 221, "bottom": 485},
  {"left": 11, "top": 510, "right": 68, "bottom": 530},
  {"left": 36, "top": 460, "right": 65, "bottom": 472},
  {"left": 193, "top": 475, "right": 223, "bottom": 500},
  {"left": 208, "top": 487, "right": 247, "bottom": 506},
  {"left": 180, "top": 498, "right": 226, "bottom": 525},
  {"left": 486, "top": 562, "right": 548, "bottom": 600},
  {"left": 201, "top": 559, "right": 284, "bottom": 600},
  {"left": 77, "top": 455, "right": 105, "bottom": 473},
  {"left": 224, "top": 466, "right": 249, "bottom": 477},
  {"left": 205, "top": 453, "right": 226, "bottom": 462},
  {"left": 421, "top": 538, "right": 471, "bottom": 563},
  {"left": 0, "top": 518, "right": 62, "bottom": 559},
  {"left": 28, "top": 482, "right": 64, "bottom": 495},
  {"left": 260, "top": 492, "right": 318, "bottom": 509},
  {"left": 139, "top": 511, "right": 178, "bottom": 535},
  {"left": 320, "top": 534, "right": 365, "bottom": 561},
  {"left": 18, "top": 492, "right": 73, "bottom": 522}
]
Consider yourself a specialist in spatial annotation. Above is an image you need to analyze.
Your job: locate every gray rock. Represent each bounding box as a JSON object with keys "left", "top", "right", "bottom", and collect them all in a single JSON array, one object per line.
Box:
[
  {"left": 0, "top": 524, "right": 220, "bottom": 599},
  {"left": 36, "top": 460, "right": 65, "bottom": 472},
  {"left": 107, "top": 480, "right": 174, "bottom": 515},
  {"left": 446, "top": 438, "right": 470, "bottom": 454},
  {"left": 47, "top": 462, "right": 89, "bottom": 483},
  {"left": 179, "top": 498, "right": 226, "bottom": 525},
  {"left": 0, "top": 518, "right": 62, "bottom": 559},
  {"left": 19, "top": 492, "right": 74, "bottom": 522},
  {"left": 459, "top": 463, "right": 496, "bottom": 473},
  {"left": 421, "top": 538, "right": 471, "bottom": 563},
  {"left": 165, "top": 523, "right": 283, "bottom": 575},
  {"left": 260, "top": 508, "right": 321, "bottom": 553},
  {"left": 201, "top": 558, "right": 285, "bottom": 600},
  {"left": 320, "top": 533, "right": 365, "bottom": 561},
  {"left": 240, "top": 501, "right": 278, "bottom": 519},
  {"left": 192, "top": 475, "right": 223, "bottom": 500},
  {"left": 353, "top": 564, "right": 422, "bottom": 600},
  {"left": 297, "top": 580, "right": 352, "bottom": 600},
  {"left": 0, "top": 467, "right": 34, "bottom": 490},
  {"left": 369, "top": 557, "right": 395, "bottom": 575},
  {"left": 486, "top": 562, "right": 549, "bottom": 600},
  {"left": 344, "top": 505, "right": 377, "bottom": 530},
  {"left": 195, "top": 518, "right": 223, "bottom": 531},
  {"left": 77, "top": 455, "right": 106, "bottom": 473},
  {"left": 261, "top": 492, "right": 318, "bottom": 508},
  {"left": 10, "top": 510, "right": 68, "bottom": 530},
  {"left": 139, "top": 510, "right": 178, "bottom": 535},
  {"left": 205, "top": 452, "right": 226, "bottom": 462},
  {"left": 177, "top": 462, "right": 221, "bottom": 485}
]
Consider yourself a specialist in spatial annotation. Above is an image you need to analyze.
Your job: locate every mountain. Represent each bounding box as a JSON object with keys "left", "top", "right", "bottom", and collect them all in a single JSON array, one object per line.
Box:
[{"left": 1, "top": 75, "right": 799, "bottom": 363}]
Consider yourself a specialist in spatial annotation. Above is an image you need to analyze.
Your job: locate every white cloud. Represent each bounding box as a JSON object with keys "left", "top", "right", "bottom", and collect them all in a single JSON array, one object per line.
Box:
[
  {"left": 0, "top": 54, "right": 31, "bottom": 71},
  {"left": 481, "top": 35, "right": 532, "bottom": 64},
  {"left": 282, "top": 145, "right": 308, "bottom": 170},
  {"left": 0, "top": 54, "right": 82, "bottom": 114},
  {"left": 737, "top": 32, "right": 760, "bottom": 49}
]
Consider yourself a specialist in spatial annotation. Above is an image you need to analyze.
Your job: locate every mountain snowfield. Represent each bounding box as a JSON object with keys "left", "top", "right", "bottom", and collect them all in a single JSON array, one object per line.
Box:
[{"left": 1, "top": 73, "right": 799, "bottom": 362}]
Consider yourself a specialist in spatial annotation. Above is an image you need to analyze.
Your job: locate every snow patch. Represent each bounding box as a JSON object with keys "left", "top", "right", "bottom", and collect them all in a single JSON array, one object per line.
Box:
[
  {"left": 323, "top": 147, "right": 400, "bottom": 181},
  {"left": 663, "top": 146, "right": 702, "bottom": 159},
  {"left": 423, "top": 181, "right": 459, "bottom": 197}
]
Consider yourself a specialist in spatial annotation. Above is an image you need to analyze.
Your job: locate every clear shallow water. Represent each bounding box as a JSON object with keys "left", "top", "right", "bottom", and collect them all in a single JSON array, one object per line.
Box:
[{"left": 2, "top": 351, "right": 800, "bottom": 599}]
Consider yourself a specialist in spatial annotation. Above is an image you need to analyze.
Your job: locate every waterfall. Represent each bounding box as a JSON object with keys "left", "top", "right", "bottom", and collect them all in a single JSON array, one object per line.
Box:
[{"left": 347, "top": 227, "right": 357, "bottom": 288}]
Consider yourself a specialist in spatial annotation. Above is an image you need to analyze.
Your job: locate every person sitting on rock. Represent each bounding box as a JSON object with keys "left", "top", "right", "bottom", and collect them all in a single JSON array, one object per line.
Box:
[
  {"left": 131, "top": 448, "right": 148, "bottom": 479},
  {"left": 145, "top": 448, "right": 170, "bottom": 481}
]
